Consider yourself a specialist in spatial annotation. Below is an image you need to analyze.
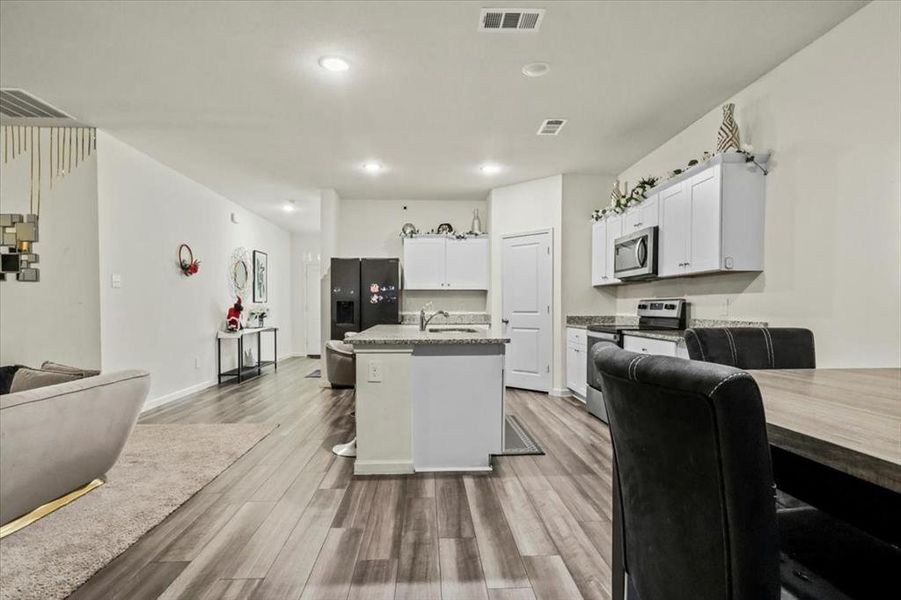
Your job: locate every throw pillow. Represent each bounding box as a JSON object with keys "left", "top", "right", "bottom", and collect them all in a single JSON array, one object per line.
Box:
[
  {"left": 0, "top": 365, "right": 24, "bottom": 395},
  {"left": 9, "top": 368, "right": 81, "bottom": 393},
  {"left": 41, "top": 361, "right": 101, "bottom": 378}
]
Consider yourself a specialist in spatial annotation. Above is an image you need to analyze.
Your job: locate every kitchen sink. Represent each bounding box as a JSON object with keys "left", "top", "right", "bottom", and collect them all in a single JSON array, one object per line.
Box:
[{"left": 428, "top": 327, "right": 478, "bottom": 333}]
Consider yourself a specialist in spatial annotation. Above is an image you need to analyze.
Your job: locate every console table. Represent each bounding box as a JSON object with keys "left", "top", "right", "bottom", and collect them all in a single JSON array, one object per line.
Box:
[{"left": 217, "top": 326, "right": 278, "bottom": 383}]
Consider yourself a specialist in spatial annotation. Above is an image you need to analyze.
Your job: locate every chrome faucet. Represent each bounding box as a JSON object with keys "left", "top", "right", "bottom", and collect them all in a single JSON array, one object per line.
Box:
[{"left": 419, "top": 303, "right": 449, "bottom": 331}]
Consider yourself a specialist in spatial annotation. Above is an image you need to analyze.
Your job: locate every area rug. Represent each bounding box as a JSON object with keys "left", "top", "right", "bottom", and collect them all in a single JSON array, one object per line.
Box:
[
  {"left": 500, "top": 414, "right": 545, "bottom": 455},
  {"left": 0, "top": 422, "right": 277, "bottom": 600}
]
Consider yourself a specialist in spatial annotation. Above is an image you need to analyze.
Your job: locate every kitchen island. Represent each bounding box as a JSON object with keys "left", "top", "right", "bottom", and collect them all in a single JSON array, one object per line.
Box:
[{"left": 347, "top": 324, "right": 510, "bottom": 474}]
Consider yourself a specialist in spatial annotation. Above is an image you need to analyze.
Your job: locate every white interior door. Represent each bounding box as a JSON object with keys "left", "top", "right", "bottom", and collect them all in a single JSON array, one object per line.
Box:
[
  {"left": 501, "top": 231, "right": 553, "bottom": 392},
  {"left": 305, "top": 262, "right": 322, "bottom": 355}
]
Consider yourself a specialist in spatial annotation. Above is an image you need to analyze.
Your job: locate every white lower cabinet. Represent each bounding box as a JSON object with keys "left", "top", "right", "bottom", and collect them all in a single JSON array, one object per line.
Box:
[
  {"left": 565, "top": 327, "right": 588, "bottom": 399},
  {"left": 623, "top": 334, "right": 689, "bottom": 359}
]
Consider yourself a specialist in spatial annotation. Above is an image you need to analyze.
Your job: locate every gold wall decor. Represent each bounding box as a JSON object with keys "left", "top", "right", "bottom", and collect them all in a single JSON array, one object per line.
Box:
[{"left": 0, "top": 125, "right": 96, "bottom": 282}]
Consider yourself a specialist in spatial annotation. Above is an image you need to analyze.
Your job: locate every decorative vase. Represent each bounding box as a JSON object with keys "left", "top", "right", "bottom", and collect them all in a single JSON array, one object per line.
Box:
[
  {"left": 471, "top": 209, "right": 483, "bottom": 234},
  {"left": 716, "top": 103, "right": 741, "bottom": 153},
  {"left": 609, "top": 180, "right": 624, "bottom": 204}
]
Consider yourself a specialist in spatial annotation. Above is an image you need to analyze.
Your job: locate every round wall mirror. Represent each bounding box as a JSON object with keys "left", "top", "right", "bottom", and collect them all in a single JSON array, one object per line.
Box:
[
  {"left": 233, "top": 260, "right": 249, "bottom": 289},
  {"left": 228, "top": 247, "right": 252, "bottom": 297}
]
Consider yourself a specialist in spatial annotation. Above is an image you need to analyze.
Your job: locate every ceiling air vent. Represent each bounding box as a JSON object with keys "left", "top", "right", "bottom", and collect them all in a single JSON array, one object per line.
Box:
[
  {"left": 0, "top": 89, "right": 76, "bottom": 124},
  {"left": 479, "top": 8, "right": 545, "bottom": 32},
  {"left": 537, "top": 118, "right": 567, "bottom": 136}
]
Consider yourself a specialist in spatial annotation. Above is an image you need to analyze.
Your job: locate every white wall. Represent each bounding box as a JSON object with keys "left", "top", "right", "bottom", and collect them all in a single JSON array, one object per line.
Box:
[
  {"left": 488, "top": 175, "right": 565, "bottom": 393},
  {"left": 291, "top": 231, "right": 321, "bottom": 356},
  {"left": 0, "top": 127, "right": 101, "bottom": 369},
  {"left": 337, "top": 198, "right": 489, "bottom": 313},
  {"left": 561, "top": 174, "right": 617, "bottom": 317},
  {"left": 97, "top": 132, "right": 294, "bottom": 406},
  {"left": 319, "top": 188, "right": 340, "bottom": 371},
  {"left": 614, "top": 1, "right": 901, "bottom": 367}
]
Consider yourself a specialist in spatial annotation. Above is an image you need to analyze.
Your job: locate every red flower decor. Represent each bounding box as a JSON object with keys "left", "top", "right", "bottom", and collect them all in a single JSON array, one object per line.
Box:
[{"left": 178, "top": 243, "right": 201, "bottom": 276}]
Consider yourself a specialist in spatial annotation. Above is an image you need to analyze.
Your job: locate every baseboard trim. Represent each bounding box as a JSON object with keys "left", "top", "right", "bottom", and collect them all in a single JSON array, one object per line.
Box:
[
  {"left": 415, "top": 465, "right": 493, "bottom": 473},
  {"left": 549, "top": 387, "right": 573, "bottom": 398},
  {"left": 141, "top": 379, "right": 216, "bottom": 413},
  {"left": 353, "top": 460, "right": 415, "bottom": 475}
]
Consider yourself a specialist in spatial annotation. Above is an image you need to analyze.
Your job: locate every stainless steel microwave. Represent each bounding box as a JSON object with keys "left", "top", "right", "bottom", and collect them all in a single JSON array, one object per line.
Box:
[{"left": 614, "top": 226, "right": 658, "bottom": 280}]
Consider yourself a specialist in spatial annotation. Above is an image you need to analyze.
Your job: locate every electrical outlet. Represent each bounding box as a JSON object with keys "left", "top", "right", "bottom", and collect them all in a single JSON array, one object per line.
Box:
[
  {"left": 111, "top": 273, "right": 122, "bottom": 288},
  {"left": 368, "top": 360, "right": 383, "bottom": 383},
  {"left": 194, "top": 357, "right": 200, "bottom": 370}
]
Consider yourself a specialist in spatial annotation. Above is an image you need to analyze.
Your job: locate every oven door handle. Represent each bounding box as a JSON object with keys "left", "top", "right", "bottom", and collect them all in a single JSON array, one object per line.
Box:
[{"left": 635, "top": 237, "right": 647, "bottom": 267}]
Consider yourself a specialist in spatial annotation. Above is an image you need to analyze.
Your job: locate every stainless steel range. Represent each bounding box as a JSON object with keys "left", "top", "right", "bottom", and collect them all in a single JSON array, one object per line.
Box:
[{"left": 585, "top": 299, "right": 687, "bottom": 422}]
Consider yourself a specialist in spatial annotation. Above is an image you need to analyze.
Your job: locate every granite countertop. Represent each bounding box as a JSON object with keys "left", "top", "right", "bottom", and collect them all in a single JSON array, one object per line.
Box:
[
  {"left": 348, "top": 324, "right": 510, "bottom": 346},
  {"left": 565, "top": 315, "right": 634, "bottom": 329},
  {"left": 566, "top": 315, "right": 769, "bottom": 341},
  {"left": 620, "top": 329, "right": 686, "bottom": 342},
  {"left": 399, "top": 312, "right": 490, "bottom": 326}
]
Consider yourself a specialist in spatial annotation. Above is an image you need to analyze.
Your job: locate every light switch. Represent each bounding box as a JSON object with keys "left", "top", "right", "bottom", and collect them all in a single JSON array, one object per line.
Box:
[
  {"left": 111, "top": 273, "right": 122, "bottom": 288},
  {"left": 368, "top": 359, "right": 383, "bottom": 383}
]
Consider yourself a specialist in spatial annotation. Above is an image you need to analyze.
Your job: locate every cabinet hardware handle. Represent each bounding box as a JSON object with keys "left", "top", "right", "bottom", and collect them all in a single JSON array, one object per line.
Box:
[{"left": 502, "top": 318, "right": 509, "bottom": 325}]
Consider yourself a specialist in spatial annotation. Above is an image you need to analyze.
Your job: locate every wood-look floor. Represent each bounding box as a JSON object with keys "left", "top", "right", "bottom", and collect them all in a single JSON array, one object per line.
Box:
[{"left": 69, "top": 357, "right": 615, "bottom": 600}]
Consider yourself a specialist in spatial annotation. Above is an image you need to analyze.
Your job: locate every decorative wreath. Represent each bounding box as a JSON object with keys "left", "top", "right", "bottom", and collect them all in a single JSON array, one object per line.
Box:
[{"left": 178, "top": 243, "right": 200, "bottom": 276}]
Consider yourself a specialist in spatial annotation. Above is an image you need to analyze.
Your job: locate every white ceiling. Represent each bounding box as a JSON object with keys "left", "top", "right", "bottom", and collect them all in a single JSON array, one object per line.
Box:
[{"left": 0, "top": 1, "right": 865, "bottom": 233}]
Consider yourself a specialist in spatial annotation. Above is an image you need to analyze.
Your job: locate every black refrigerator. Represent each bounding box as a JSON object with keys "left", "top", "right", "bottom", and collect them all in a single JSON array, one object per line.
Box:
[{"left": 330, "top": 258, "right": 401, "bottom": 340}]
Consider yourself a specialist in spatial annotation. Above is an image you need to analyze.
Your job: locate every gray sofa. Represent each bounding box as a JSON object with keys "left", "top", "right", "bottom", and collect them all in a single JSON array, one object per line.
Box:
[{"left": 0, "top": 370, "right": 150, "bottom": 526}]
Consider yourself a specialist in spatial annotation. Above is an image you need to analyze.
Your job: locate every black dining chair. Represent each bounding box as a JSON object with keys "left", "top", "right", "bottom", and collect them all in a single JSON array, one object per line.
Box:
[
  {"left": 593, "top": 345, "right": 857, "bottom": 600},
  {"left": 684, "top": 327, "right": 816, "bottom": 369}
]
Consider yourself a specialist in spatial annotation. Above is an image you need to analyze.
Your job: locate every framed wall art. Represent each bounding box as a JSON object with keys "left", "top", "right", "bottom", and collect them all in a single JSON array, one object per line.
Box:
[{"left": 253, "top": 250, "right": 268, "bottom": 303}]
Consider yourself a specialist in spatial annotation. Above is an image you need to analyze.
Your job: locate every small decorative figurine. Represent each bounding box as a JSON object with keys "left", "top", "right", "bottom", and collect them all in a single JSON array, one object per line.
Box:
[{"left": 226, "top": 297, "right": 244, "bottom": 332}]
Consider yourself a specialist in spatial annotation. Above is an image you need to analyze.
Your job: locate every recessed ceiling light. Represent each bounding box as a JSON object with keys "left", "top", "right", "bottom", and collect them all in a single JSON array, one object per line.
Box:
[
  {"left": 522, "top": 62, "right": 550, "bottom": 78},
  {"left": 282, "top": 200, "right": 297, "bottom": 212},
  {"left": 318, "top": 56, "right": 349, "bottom": 72},
  {"left": 362, "top": 162, "right": 383, "bottom": 174},
  {"left": 480, "top": 163, "right": 502, "bottom": 175}
]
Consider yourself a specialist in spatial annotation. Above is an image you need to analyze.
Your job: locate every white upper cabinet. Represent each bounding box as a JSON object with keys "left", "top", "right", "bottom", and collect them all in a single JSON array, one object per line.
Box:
[
  {"left": 623, "top": 195, "right": 659, "bottom": 232},
  {"left": 403, "top": 237, "right": 446, "bottom": 290},
  {"left": 403, "top": 236, "right": 489, "bottom": 290},
  {"left": 591, "top": 220, "right": 608, "bottom": 286},
  {"left": 656, "top": 152, "right": 767, "bottom": 279},
  {"left": 592, "top": 215, "right": 622, "bottom": 287},
  {"left": 687, "top": 167, "right": 722, "bottom": 273},
  {"left": 659, "top": 180, "right": 691, "bottom": 277},
  {"left": 445, "top": 237, "right": 489, "bottom": 289},
  {"left": 604, "top": 215, "right": 623, "bottom": 285},
  {"left": 591, "top": 152, "right": 766, "bottom": 286}
]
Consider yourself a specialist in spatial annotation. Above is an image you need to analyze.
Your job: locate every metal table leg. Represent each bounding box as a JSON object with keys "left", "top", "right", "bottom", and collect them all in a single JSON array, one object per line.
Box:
[
  {"left": 238, "top": 336, "right": 243, "bottom": 383},
  {"left": 257, "top": 331, "right": 262, "bottom": 377},
  {"left": 274, "top": 329, "right": 278, "bottom": 371},
  {"left": 217, "top": 338, "right": 222, "bottom": 384}
]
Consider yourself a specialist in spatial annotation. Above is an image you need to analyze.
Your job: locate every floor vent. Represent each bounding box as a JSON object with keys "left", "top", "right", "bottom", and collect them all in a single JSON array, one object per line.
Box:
[
  {"left": 479, "top": 8, "right": 545, "bottom": 32},
  {"left": 0, "top": 89, "right": 74, "bottom": 122},
  {"left": 537, "top": 118, "right": 567, "bottom": 136}
]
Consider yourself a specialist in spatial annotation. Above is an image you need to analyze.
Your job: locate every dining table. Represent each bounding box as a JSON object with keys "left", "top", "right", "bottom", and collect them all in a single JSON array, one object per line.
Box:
[{"left": 611, "top": 367, "right": 901, "bottom": 600}]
